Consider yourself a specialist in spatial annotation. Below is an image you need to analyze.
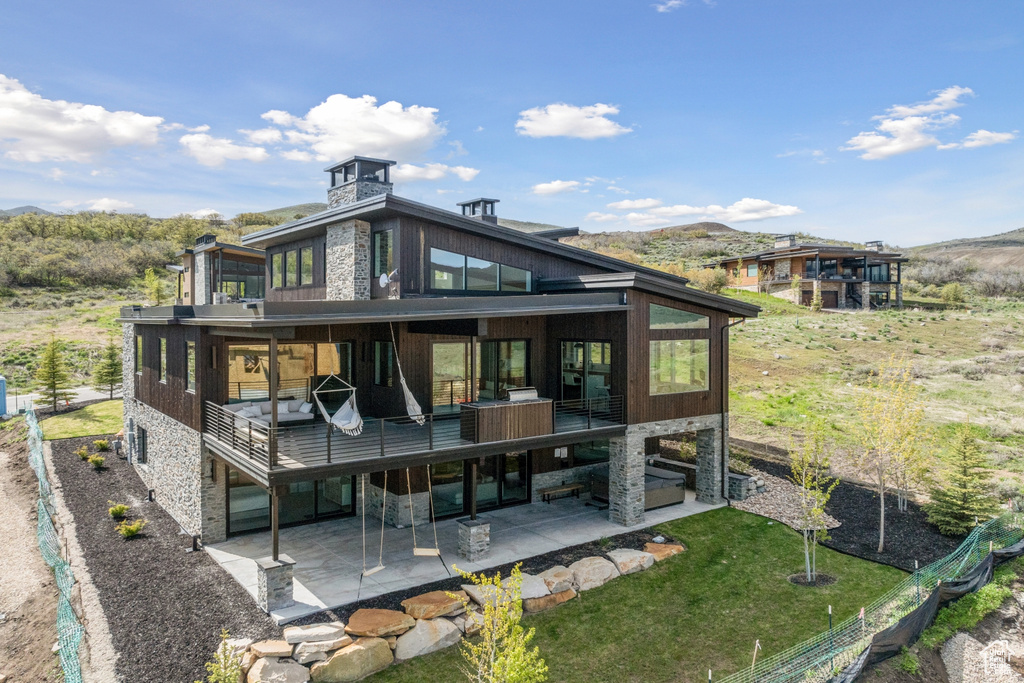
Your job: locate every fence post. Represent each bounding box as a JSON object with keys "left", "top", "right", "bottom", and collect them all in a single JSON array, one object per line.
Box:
[
  {"left": 828, "top": 605, "right": 834, "bottom": 673},
  {"left": 915, "top": 560, "right": 920, "bottom": 605}
]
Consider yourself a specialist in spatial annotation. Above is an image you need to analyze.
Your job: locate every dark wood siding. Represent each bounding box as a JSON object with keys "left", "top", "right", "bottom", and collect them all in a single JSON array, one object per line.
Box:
[
  {"left": 371, "top": 217, "right": 401, "bottom": 300},
  {"left": 264, "top": 235, "right": 327, "bottom": 302},
  {"left": 544, "top": 312, "right": 628, "bottom": 407},
  {"left": 134, "top": 324, "right": 204, "bottom": 430}
]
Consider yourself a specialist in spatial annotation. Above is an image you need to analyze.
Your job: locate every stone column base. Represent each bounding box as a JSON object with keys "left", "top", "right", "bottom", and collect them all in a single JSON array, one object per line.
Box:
[
  {"left": 458, "top": 519, "right": 490, "bottom": 562},
  {"left": 257, "top": 554, "right": 295, "bottom": 613}
]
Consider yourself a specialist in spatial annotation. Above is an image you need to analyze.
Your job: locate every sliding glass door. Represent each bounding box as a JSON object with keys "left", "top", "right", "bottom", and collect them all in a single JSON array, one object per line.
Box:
[
  {"left": 476, "top": 340, "right": 528, "bottom": 400},
  {"left": 560, "top": 341, "right": 612, "bottom": 401},
  {"left": 226, "top": 468, "right": 355, "bottom": 536},
  {"left": 432, "top": 342, "right": 470, "bottom": 413}
]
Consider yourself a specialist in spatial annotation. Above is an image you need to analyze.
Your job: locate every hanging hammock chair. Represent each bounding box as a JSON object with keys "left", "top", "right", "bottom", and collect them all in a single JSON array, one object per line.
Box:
[
  {"left": 389, "top": 322, "right": 425, "bottom": 426},
  {"left": 311, "top": 372, "right": 363, "bottom": 435}
]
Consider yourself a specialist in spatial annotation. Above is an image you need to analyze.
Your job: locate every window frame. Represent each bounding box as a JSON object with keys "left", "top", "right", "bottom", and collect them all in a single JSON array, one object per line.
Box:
[
  {"left": 373, "top": 341, "right": 393, "bottom": 387},
  {"left": 285, "top": 250, "right": 297, "bottom": 287},
  {"left": 373, "top": 230, "right": 393, "bottom": 279},
  {"left": 158, "top": 337, "right": 167, "bottom": 383},
  {"left": 271, "top": 253, "right": 283, "bottom": 289},
  {"left": 186, "top": 341, "right": 196, "bottom": 393},
  {"left": 136, "top": 426, "right": 147, "bottom": 464},
  {"left": 426, "top": 247, "right": 534, "bottom": 295},
  {"left": 649, "top": 303, "right": 710, "bottom": 330},
  {"left": 135, "top": 334, "right": 142, "bottom": 375},
  {"left": 300, "top": 246, "right": 314, "bottom": 286},
  {"left": 649, "top": 339, "right": 710, "bottom": 396}
]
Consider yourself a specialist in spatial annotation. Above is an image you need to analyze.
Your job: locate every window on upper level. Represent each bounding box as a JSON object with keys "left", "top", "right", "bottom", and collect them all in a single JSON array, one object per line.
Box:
[
  {"left": 650, "top": 304, "right": 709, "bottom": 330},
  {"left": 285, "top": 250, "right": 297, "bottom": 287},
  {"left": 186, "top": 341, "right": 196, "bottom": 392},
  {"left": 429, "top": 248, "right": 533, "bottom": 293},
  {"left": 300, "top": 247, "right": 313, "bottom": 285},
  {"left": 271, "top": 253, "right": 283, "bottom": 288},
  {"left": 135, "top": 334, "right": 142, "bottom": 374},
  {"left": 650, "top": 340, "right": 709, "bottom": 395},
  {"left": 158, "top": 338, "right": 167, "bottom": 383},
  {"left": 374, "top": 341, "right": 393, "bottom": 387},
  {"left": 373, "top": 230, "right": 393, "bottom": 278}
]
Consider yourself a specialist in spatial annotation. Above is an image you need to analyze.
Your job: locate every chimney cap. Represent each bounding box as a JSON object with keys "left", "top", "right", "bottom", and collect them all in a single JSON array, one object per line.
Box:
[
  {"left": 456, "top": 197, "right": 500, "bottom": 207},
  {"left": 323, "top": 156, "right": 396, "bottom": 173}
]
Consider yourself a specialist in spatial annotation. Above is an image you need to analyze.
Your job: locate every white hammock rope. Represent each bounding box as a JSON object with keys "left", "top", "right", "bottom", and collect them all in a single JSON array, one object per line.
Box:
[
  {"left": 389, "top": 322, "right": 425, "bottom": 425},
  {"left": 311, "top": 372, "right": 363, "bottom": 436}
]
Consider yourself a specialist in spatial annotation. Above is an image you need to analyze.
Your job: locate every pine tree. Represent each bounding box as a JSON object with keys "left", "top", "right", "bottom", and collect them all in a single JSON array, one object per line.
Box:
[
  {"left": 35, "top": 336, "right": 74, "bottom": 411},
  {"left": 926, "top": 424, "right": 1001, "bottom": 536},
  {"left": 93, "top": 338, "right": 122, "bottom": 399}
]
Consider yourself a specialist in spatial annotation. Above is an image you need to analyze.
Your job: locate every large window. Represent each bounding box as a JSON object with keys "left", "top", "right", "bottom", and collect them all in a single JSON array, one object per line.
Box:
[
  {"left": 186, "top": 341, "right": 196, "bottom": 392},
  {"left": 285, "top": 250, "right": 297, "bottom": 287},
  {"left": 650, "top": 340, "right": 709, "bottom": 395},
  {"left": 560, "top": 341, "right": 612, "bottom": 401},
  {"left": 135, "top": 334, "right": 142, "bottom": 374},
  {"left": 432, "top": 342, "right": 470, "bottom": 412},
  {"left": 300, "top": 247, "right": 313, "bottom": 285},
  {"left": 271, "top": 253, "right": 283, "bottom": 288},
  {"left": 477, "top": 340, "right": 528, "bottom": 400},
  {"left": 745, "top": 264, "right": 758, "bottom": 278},
  {"left": 374, "top": 341, "right": 393, "bottom": 387},
  {"left": 650, "top": 304, "right": 709, "bottom": 330},
  {"left": 867, "top": 264, "right": 891, "bottom": 282},
  {"left": 217, "top": 257, "right": 265, "bottom": 301},
  {"left": 158, "top": 338, "right": 167, "bottom": 383},
  {"left": 373, "top": 230, "right": 393, "bottom": 278},
  {"left": 429, "top": 248, "right": 532, "bottom": 293}
]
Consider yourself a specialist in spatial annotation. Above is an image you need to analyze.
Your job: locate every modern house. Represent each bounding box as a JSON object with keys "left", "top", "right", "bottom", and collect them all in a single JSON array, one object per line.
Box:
[
  {"left": 119, "top": 156, "right": 758, "bottom": 606},
  {"left": 706, "top": 235, "right": 907, "bottom": 309}
]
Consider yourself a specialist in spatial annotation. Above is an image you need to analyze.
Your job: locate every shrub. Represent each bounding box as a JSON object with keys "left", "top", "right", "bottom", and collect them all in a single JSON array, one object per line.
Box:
[
  {"left": 684, "top": 267, "right": 729, "bottom": 294},
  {"left": 194, "top": 629, "right": 244, "bottom": 683},
  {"left": 897, "top": 647, "right": 919, "bottom": 675},
  {"left": 75, "top": 446, "right": 89, "bottom": 460},
  {"left": 88, "top": 454, "right": 105, "bottom": 469},
  {"left": 93, "top": 439, "right": 110, "bottom": 452},
  {"left": 108, "top": 502, "right": 130, "bottom": 519},
  {"left": 116, "top": 518, "right": 147, "bottom": 539},
  {"left": 941, "top": 282, "right": 966, "bottom": 305},
  {"left": 919, "top": 561, "right": 1020, "bottom": 648}
]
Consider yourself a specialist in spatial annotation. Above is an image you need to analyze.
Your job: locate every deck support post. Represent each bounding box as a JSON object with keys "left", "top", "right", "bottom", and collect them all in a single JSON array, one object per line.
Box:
[
  {"left": 271, "top": 485, "right": 280, "bottom": 561},
  {"left": 470, "top": 461, "right": 478, "bottom": 520},
  {"left": 269, "top": 337, "right": 279, "bottom": 467}
]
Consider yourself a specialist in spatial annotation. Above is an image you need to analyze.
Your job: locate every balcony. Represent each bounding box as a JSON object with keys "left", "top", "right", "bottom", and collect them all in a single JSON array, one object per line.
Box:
[
  {"left": 770, "top": 272, "right": 897, "bottom": 284},
  {"left": 202, "top": 395, "right": 625, "bottom": 486}
]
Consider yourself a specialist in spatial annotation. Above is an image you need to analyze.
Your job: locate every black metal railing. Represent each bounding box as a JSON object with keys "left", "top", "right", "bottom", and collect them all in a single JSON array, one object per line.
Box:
[
  {"left": 431, "top": 379, "right": 470, "bottom": 409},
  {"left": 203, "top": 394, "right": 624, "bottom": 474}
]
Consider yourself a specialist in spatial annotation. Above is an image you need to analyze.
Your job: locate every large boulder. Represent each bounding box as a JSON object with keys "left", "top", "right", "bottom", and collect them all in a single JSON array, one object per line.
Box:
[
  {"left": 223, "top": 637, "right": 254, "bottom": 657},
  {"left": 284, "top": 622, "right": 347, "bottom": 644},
  {"left": 461, "top": 583, "right": 506, "bottom": 609},
  {"left": 606, "top": 549, "right": 655, "bottom": 575},
  {"left": 344, "top": 609, "right": 415, "bottom": 637},
  {"left": 644, "top": 542, "right": 686, "bottom": 562},
  {"left": 568, "top": 557, "right": 619, "bottom": 591},
  {"left": 310, "top": 638, "right": 394, "bottom": 682},
  {"left": 400, "top": 590, "right": 468, "bottom": 620},
  {"left": 247, "top": 657, "right": 310, "bottom": 683},
  {"left": 393, "top": 618, "right": 463, "bottom": 662},
  {"left": 293, "top": 636, "right": 353, "bottom": 665},
  {"left": 250, "top": 640, "right": 294, "bottom": 658},
  {"left": 538, "top": 566, "right": 573, "bottom": 593},
  {"left": 502, "top": 574, "right": 550, "bottom": 600},
  {"left": 523, "top": 588, "right": 576, "bottom": 613}
]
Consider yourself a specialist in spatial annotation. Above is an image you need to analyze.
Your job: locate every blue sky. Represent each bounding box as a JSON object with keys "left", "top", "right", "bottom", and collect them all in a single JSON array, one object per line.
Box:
[{"left": 1, "top": 0, "right": 1021, "bottom": 246}]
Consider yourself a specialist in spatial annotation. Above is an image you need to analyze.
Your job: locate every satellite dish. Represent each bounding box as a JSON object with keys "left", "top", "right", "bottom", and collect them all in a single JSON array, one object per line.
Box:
[{"left": 379, "top": 273, "right": 389, "bottom": 288}]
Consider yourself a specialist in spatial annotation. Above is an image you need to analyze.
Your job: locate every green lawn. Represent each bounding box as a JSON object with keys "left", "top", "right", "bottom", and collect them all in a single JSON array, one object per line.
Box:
[
  {"left": 369, "top": 508, "right": 906, "bottom": 683},
  {"left": 41, "top": 399, "right": 122, "bottom": 440}
]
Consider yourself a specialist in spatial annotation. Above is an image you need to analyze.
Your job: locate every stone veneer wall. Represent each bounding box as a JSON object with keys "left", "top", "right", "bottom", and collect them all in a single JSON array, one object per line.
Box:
[
  {"left": 530, "top": 463, "right": 609, "bottom": 503},
  {"left": 193, "top": 252, "right": 209, "bottom": 306},
  {"left": 774, "top": 258, "right": 792, "bottom": 279},
  {"left": 325, "top": 220, "right": 371, "bottom": 301},
  {"left": 327, "top": 180, "right": 393, "bottom": 209},
  {"left": 121, "top": 323, "right": 224, "bottom": 541},
  {"left": 365, "top": 482, "right": 432, "bottom": 528},
  {"left": 609, "top": 413, "right": 727, "bottom": 526}
]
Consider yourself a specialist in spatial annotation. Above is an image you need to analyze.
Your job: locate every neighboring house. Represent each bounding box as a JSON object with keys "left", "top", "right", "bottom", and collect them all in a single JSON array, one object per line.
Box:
[
  {"left": 118, "top": 156, "right": 758, "bottom": 562},
  {"left": 706, "top": 235, "right": 907, "bottom": 309}
]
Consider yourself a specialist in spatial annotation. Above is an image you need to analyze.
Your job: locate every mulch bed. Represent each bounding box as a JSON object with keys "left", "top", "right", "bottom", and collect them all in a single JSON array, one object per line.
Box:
[
  {"left": 48, "top": 434, "right": 280, "bottom": 683},
  {"left": 744, "top": 455, "right": 965, "bottom": 572},
  {"left": 293, "top": 528, "right": 675, "bottom": 627}
]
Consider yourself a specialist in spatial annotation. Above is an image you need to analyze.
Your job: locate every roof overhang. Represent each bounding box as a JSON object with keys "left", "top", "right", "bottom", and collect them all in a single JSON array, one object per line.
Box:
[{"left": 175, "top": 241, "right": 265, "bottom": 259}]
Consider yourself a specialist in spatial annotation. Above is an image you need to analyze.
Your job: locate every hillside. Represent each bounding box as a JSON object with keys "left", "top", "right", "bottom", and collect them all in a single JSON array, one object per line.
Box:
[
  {"left": 910, "top": 226, "right": 1024, "bottom": 269},
  {"left": 0, "top": 205, "right": 51, "bottom": 218}
]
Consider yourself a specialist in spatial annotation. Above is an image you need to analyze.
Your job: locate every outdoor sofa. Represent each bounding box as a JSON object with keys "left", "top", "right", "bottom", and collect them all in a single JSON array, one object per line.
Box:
[{"left": 221, "top": 399, "right": 316, "bottom": 427}]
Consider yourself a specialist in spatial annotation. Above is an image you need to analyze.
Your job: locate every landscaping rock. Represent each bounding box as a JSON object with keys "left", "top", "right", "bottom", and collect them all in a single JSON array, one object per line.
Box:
[
  {"left": 384, "top": 636, "right": 397, "bottom": 650},
  {"left": 343, "top": 609, "right": 414, "bottom": 637},
  {"left": 538, "top": 565, "right": 574, "bottom": 593},
  {"left": 400, "top": 590, "right": 467, "bottom": 620},
  {"left": 502, "top": 573, "right": 550, "bottom": 600},
  {"left": 310, "top": 638, "right": 393, "bottom": 682},
  {"left": 251, "top": 640, "right": 294, "bottom": 658},
  {"left": 457, "top": 610, "right": 484, "bottom": 636},
  {"left": 461, "top": 583, "right": 505, "bottom": 609},
  {"left": 224, "top": 637, "right": 255, "bottom": 657},
  {"left": 293, "top": 636, "right": 353, "bottom": 664},
  {"left": 606, "top": 549, "right": 655, "bottom": 575},
  {"left": 523, "top": 588, "right": 576, "bottom": 613},
  {"left": 247, "top": 656, "right": 310, "bottom": 683},
  {"left": 644, "top": 542, "right": 686, "bottom": 562},
  {"left": 284, "top": 622, "right": 347, "bottom": 644},
  {"left": 393, "top": 618, "right": 462, "bottom": 662},
  {"left": 241, "top": 651, "right": 257, "bottom": 674},
  {"left": 568, "top": 556, "right": 620, "bottom": 591}
]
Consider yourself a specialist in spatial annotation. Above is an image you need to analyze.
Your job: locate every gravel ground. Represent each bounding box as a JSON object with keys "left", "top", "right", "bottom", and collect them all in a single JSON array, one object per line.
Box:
[
  {"left": 743, "top": 455, "right": 964, "bottom": 571},
  {"left": 293, "top": 527, "right": 676, "bottom": 626},
  {"left": 48, "top": 435, "right": 280, "bottom": 683},
  {"left": 731, "top": 466, "right": 841, "bottom": 531}
]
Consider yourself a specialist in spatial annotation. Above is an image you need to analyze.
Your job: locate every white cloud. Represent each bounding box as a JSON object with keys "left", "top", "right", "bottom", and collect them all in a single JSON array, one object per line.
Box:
[
  {"left": 654, "top": 0, "right": 685, "bottom": 11},
  {"left": 240, "top": 127, "right": 283, "bottom": 144},
  {"left": 281, "top": 149, "right": 313, "bottom": 162},
  {"left": 447, "top": 140, "right": 467, "bottom": 158},
  {"left": 179, "top": 133, "right": 269, "bottom": 167},
  {"left": 939, "top": 129, "right": 1018, "bottom": 150},
  {"left": 260, "top": 94, "right": 446, "bottom": 162},
  {"left": 0, "top": 73, "right": 163, "bottom": 162},
  {"left": 607, "top": 197, "right": 662, "bottom": 210},
  {"left": 841, "top": 86, "right": 1015, "bottom": 160},
  {"left": 88, "top": 198, "right": 134, "bottom": 211},
  {"left": 392, "top": 162, "right": 480, "bottom": 182},
  {"left": 777, "top": 149, "right": 831, "bottom": 164},
  {"left": 190, "top": 208, "right": 219, "bottom": 218},
  {"left": 47, "top": 167, "right": 66, "bottom": 181},
  {"left": 606, "top": 185, "right": 631, "bottom": 194},
  {"left": 516, "top": 103, "right": 632, "bottom": 139},
  {"left": 532, "top": 179, "right": 581, "bottom": 195},
  {"left": 585, "top": 211, "right": 621, "bottom": 222}
]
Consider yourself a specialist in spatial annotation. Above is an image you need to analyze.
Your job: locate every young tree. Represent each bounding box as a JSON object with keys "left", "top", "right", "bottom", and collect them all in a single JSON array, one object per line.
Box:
[
  {"left": 144, "top": 267, "right": 166, "bottom": 305},
  {"left": 93, "top": 338, "right": 122, "bottom": 399},
  {"left": 810, "top": 287, "right": 823, "bottom": 312},
  {"left": 757, "top": 264, "right": 774, "bottom": 300},
  {"left": 855, "top": 354, "right": 927, "bottom": 552},
  {"left": 35, "top": 336, "right": 74, "bottom": 411},
  {"left": 451, "top": 563, "right": 548, "bottom": 683},
  {"left": 925, "top": 424, "right": 1001, "bottom": 535},
  {"left": 790, "top": 419, "right": 838, "bottom": 584},
  {"left": 790, "top": 274, "right": 802, "bottom": 303}
]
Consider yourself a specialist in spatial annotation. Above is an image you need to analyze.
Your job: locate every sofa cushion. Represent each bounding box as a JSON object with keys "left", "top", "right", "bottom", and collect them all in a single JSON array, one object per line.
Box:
[
  {"left": 223, "top": 402, "right": 252, "bottom": 414},
  {"left": 259, "top": 401, "right": 274, "bottom": 415},
  {"left": 299, "top": 401, "right": 313, "bottom": 414},
  {"left": 239, "top": 406, "right": 263, "bottom": 419},
  {"left": 276, "top": 412, "right": 315, "bottom": 423},
  {"left": 287, "top": 399, "right": 305, "bottom": 412}
]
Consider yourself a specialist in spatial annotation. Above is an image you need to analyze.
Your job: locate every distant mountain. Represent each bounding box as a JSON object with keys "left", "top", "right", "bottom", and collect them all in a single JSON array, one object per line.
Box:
[
  {"left": 910, "top": 227, "right": 1024, "bottom": 269},
  {"left": 258, "top": 203, "right": 328, "bottom": 222},
  {"left": 0, "top": 205, "right": 52, "bottom": 217}
]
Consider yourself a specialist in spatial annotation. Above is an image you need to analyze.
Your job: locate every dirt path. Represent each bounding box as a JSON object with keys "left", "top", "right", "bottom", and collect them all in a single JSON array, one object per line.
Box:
[{"left": 0, "top": 425, "right": 61, "bottom": 683}]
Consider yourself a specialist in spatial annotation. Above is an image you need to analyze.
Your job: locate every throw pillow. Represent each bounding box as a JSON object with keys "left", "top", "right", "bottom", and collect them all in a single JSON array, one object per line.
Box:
[{"left": 299, "top": 402, "right": 313, "bottom": 414}]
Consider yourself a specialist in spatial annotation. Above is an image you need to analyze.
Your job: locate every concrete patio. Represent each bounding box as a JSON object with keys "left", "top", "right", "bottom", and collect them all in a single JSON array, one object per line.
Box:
[{"left": 205, "top": 494, "right": 724, "bottom": 623}]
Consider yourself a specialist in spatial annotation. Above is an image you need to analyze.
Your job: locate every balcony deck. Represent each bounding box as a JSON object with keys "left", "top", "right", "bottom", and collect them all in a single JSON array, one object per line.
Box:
[{"left": 203, "top": 396, "right": 625, "bottom": 486}]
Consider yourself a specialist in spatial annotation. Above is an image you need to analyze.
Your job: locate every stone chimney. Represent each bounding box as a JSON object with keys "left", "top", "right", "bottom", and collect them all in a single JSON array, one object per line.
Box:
[
  {"left": 774, "top": 234, "right": 797, "bottom": 249},
  {"left": 865, "top": 240, "right": 884, "bottom": 252},
  {"left": 325, "top": 156, "right": 395, "bottom": 208},
  {"left": 457, "top": 198, "right": 499, "bottom": 225}
]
